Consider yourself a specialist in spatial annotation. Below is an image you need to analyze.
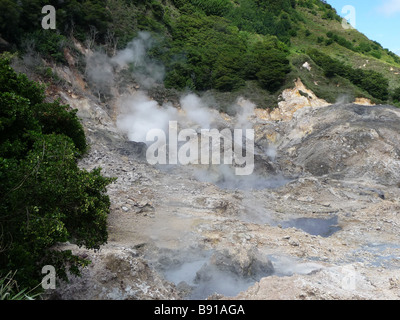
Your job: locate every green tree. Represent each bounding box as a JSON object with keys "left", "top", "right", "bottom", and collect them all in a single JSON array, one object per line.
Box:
[
  {"left": 0, "top": 58, "right": 113, "bottom": 291},
  {"left": 393, "top": 87, "right": 400, "bottom": 102},
  {"left": 248, "top": 42, "right": 291, "bottom": 92},
  {"left": 0, "top": 0, "right": 22, "bottom": 42},
  {"left": 359, "top": 70, "right": 389, "bottom": 101},
  {"left": 308, "top": 49, "right": 389, "bottom": 101},
  {"left": 163, "top": 13, "right": 248, "bottom": 91}
]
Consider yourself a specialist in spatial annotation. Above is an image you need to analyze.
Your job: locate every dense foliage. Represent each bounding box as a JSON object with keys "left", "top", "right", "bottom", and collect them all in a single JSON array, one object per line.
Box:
[
  {"left": 308, "top": 49, "right": 390, "bottom": 101},
  {"left": 0, "top": 0, "right": 111, "bottom": 43},
  {"left": 393, "top": 87, "right": 400, "bottom": 103},
  {"left": 159, "top": 13, "right": 291, "bottom": 92},
  {"left": 174, "top": 0, "right": 298, "bottom": 42},
  {"left": 0, "top": 57, "right": 114, "bottom": 290},
  {"left": 2, "top": 0, "right": 399, "bottom": 101},
  {"left": 0, "top": 0, "right": 295, "bottom": 94}
]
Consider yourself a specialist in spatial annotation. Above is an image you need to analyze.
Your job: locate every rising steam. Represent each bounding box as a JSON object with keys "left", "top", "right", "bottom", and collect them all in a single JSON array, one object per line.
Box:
[
  {"left": 86, "top": 32, "right": 287, "bottom": 189},
  {"left": 85, "top": 31, "right": 165, "bottom": 95}
]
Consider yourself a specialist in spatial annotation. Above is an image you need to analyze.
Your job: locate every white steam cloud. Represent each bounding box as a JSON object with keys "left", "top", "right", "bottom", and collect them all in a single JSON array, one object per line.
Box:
[
  {"left": 115, "top": 92, "right": 224, "bottom": 145},
  {"left": 85, "top": 31, "right": 165, "bottom": 94},
  {"left": 111, "top": 32, "right": 165, "bottom": 88},
  {"left": 86, "top": 32, "right": 287, "bottom": 188},
  {"left": 116, "top": 92, "right": 178, "bottom": 143},
  {"left": 180, "top": 94, "right": 215, "bottom": 129},
  {"left": 233, "top": 97, "right": 256, "bottom": 129}
]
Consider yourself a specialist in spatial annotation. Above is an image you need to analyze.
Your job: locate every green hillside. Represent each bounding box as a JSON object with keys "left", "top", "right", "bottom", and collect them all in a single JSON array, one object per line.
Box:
[{"left": 1, "top": 0, "right": 400, "bottom": 107}]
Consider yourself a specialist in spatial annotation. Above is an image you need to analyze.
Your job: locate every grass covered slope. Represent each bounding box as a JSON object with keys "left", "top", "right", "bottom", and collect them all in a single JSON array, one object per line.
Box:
[
  {"left": 288, "top": 1, "right": 400, "bottom": 105},
  {"left": 1, "top": 0, "right": 400, "bottom": 108}
]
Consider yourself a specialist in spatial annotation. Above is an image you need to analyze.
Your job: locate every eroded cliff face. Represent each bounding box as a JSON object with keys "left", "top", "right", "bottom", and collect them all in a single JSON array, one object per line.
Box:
[
  {"left": 254, "top": 78, "right": 330, "bottom": 122},
  {"left": 42, "top": 46, "right": 400, "bottom": 300}
]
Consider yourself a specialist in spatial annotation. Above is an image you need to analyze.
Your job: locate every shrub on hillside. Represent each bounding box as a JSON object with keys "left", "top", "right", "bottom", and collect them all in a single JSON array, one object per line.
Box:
[
  {"left": 0, "top": 57, "right": 113, "bottom": 291},
  {"left": 392, "top": 87, "right": 400, "bottom": 102},
  {"left": 308, "top": 49, "right": 389, "bottom": 101}
]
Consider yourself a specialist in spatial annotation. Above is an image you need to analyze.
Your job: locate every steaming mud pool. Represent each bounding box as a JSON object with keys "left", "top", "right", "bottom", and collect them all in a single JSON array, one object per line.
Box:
[
  {"left": 148, "top": 214, "right": 341, "bottom": 299},
  {"left": 280, "top": 215, "right": 341, "bottom": 238}
]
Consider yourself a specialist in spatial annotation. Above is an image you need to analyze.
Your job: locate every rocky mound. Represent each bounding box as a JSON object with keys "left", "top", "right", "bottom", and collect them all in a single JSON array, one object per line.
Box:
[{"left": 258, "top": 103, "right": 400, "bottom": 185}]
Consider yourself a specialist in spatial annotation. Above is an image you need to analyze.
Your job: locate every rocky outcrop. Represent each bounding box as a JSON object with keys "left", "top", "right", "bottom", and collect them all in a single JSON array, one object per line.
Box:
[
  {"left": 230, "top": 263, "right": 400, "bottom": 300},
  {"left": 271, "top": 103, "right": 400, "bottom": 185},
  {"left": 354, "top": 98, "right": 375, "bottom": 106},
  {"left": 254, "top": 78, "right": 330, "bottom": 121}
]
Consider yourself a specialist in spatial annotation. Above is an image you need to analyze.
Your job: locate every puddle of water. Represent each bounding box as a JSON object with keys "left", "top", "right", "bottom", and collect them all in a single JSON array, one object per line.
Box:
[
  {"left": 155, "top": 248, "right": 274, "bottom": 300},
  {"left": 349, "top": 243, "right": 400, "bottom": 268},
  {"left": 280, "top": 215, "right": 341, "bottom": 237},
  {"left": 161, "top": 251, "right": 327, "bottom": 299},
  {"left": 214, "top": 174, "right": 291, "bottom": 191},
  {"left": 267, "top": 255, "right": 325, "bottom": 277},
  {"left": 161, "top": 255, "right": 258, "bottom": 299}
]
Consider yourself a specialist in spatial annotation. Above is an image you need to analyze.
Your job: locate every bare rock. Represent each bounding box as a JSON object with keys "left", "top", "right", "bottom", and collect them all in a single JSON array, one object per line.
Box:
[
  {"left": 195, "top": 247, "right": 274, "bottom": 281},
  {"left": 45, "top": 244, "right": 179, "bottom": 300},
  {"left": 271, "top": 104, "right": 400, "bottom": 185}
]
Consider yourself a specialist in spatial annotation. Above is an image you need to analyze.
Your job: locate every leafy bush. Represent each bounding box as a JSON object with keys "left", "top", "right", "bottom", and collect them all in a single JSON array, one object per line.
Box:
[
  {"left": 392, "top": 87, "right": 400, "bottom": 102},
  {"left": 358, "top": 70, "right": 389, "bottom": 100},
  {"left": 387, "top": 51, "right": 400, "bottom": 64},
  {"left": 307, "top": 48, "right": 345, "bottom": 78},
  {"left": 308, "top": 49, "right": 389, "bottom": 101},
  {"left": 189, "top": 0, "right": 233, "bottom": 16},
  {"left": 322, "top": 10, "right": 335, "bottom": 20},
  {"left": 298, "top": 0, "right": 313, "bottom": 9},
  {"left": 249, "top": 44, "right": 291, "bottom": 92},
  {"left": 370, "top": 50, "right": 382, "bottom": 59},
  {"left": 325, "top": 38, "right": 334, "bottom": 46},
  {"left": 0, "top": 58, "right": 113, "bottom": 291},
  {"left": 214, "top": 74, "right": 245, "bottom": 91},
  {"left": 22, "top": 30, "right": 67, "bottom": 63},
  {"left": 0, "top": 0, "right": 112, "bottom": 48},
  {"left": 326, "top": 32, "right": 354, "bottom": 51},
  {"left": 357, "top": 42, "right": 372, "bottom": 53},
  {"left": 160, "top": 13, "right": 291, "bottom": 93}
]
